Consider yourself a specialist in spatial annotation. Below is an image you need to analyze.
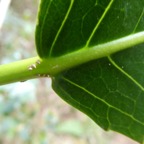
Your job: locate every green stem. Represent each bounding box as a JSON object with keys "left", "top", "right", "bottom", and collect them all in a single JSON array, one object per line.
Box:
[
  {"left": 0, "top": 57, "right": 39, "bottom": 85},
  {"left": 0, "top": 31, "right": 144, "bottom": 85}
]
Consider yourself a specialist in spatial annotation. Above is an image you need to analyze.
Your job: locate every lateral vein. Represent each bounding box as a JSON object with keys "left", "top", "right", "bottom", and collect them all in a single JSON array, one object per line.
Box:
[
  {"left": 133, "top": 8, "right": 144, "bottom": 33},
  {"left": 49, "top": 0, "right": 75, "bottom": 56},
  {"left": 40, "top": 0, "right": 52, "bottom": 56},
  {"left": 62, "top": 76, "right": 144, "bottom": 125},
  {"left": 108, "top": 56, "right": 144, "bottom": 91},
  {"left": 85, "top": 0, "right": 115, "bottom": 47}
]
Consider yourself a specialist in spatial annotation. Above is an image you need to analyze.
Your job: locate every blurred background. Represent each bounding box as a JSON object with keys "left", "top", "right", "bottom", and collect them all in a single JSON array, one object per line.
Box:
[{"left": 0, "top": 0, "right": 138, "bottom": 144}]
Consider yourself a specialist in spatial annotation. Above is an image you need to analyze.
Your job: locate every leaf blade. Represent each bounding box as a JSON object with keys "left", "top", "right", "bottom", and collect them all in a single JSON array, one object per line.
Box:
[
  {"left": 36, "top": 0, "right": 144, "bottom": 58},
  {"left": 35, "top": 0, "right": 144, "bottom": 143},
  {"left": 52, "top": 45, "right": 144, "bottom": 143}
]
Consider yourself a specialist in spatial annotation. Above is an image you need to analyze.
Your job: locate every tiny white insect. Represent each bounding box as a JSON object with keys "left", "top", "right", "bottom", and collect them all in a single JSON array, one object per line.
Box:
[
  {"left": 31, "top": 64, "right": 37, "bottom": 69},
  {"left": 28, "top": 66, "right": 33, "bottom": 71},
  {"left": 36, "top": 59, "right": 41, "bottom": 65},
  {"left": 28, "top": 64, "right": 37, "bottom": 71},
  {"left": 36, "top": 74, "right": 49, "bottom": 77},
  {"left": 37, "top": 74, "right": 41, "bottom": 77},
  {"left": 43, "top": 74, "right": 49, "bottom": 77}
]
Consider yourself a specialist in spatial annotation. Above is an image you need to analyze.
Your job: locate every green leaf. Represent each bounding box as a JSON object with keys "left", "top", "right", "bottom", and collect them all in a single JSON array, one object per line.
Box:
[
  {"left": 36, "top": 0, "right": 144, "bottom": 58},
  {"left": 35, "top": 0, "right": 144, "bottom": 143},
  {"left": 52, "top": 45, "right": 144, "bottom": 143}
]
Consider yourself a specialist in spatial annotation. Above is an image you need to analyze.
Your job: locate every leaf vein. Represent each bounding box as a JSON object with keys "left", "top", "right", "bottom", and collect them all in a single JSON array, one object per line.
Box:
[
  {"left": 57, "top": 83, "right": 101, "bottom": 119},
  {"left": 49, "top": 0, "right": 75, "bottom": 56},
  {"left": 62, "top": 76, "right": 144, "bottom": 126},
  {"left": 108, "top": 56, "right": 144, "bottom": 91},
  {"left": 40, "top": 0, "right": 52, "bottom": 56},
  {"left": 133, "top": 8, "right": 144, "bottom": 33},
  {"left": 85, "top": 0, "right": 115, "bottom": 47}
]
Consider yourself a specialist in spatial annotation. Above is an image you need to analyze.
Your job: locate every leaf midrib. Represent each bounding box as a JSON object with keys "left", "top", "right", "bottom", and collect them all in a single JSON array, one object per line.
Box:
[
  {"left": 41, "top": 0, "right": 115, "bottom": 56},
  {"left": 38, "top": 31, "right": 144, "bottom": 77}
]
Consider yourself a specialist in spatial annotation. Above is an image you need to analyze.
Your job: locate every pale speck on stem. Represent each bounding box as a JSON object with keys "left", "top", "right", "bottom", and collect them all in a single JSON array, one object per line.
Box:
[
  {"left": 37, "top": 74, "right": 41, "bottom": 77},
  {"left": 28, "top": 64, "right": 37, "bottom": 71},
  {"left": 36, "top": 73, "right": 49, "bottom": 78},
  {"left": 36, "top": 59, "right": 41, "bottom": 65},
  {"left": 52, "top": 65, "right": 59, "bottom": 69}
]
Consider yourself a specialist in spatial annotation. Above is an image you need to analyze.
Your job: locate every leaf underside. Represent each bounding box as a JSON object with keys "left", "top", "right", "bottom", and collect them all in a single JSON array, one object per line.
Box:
[
  {"left": 52, "top": 45, "right": 144, "bottom": 143},
  {"left": 36, "top": 0, "right": 144, "bottom": 143}
]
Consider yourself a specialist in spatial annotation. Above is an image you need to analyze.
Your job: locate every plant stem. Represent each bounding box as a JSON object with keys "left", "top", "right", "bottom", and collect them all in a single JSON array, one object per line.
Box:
[
  {"left": 0, "top": 57, "right": 39, "bottom": 85},
  {"left": 0, "top": 31, "right": 144, "bottom": 85}
]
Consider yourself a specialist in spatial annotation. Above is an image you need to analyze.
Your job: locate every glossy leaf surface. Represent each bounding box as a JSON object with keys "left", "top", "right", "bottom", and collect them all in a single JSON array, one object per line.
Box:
[
  {"left": 36, "top": 0, "right": 144, "bottom": 58},
  {"left": 35, "top": 0, "right": 144, "bottom": 143},
  {"left": 52, "top": 45, "right": 144, "bottom": 143}
]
